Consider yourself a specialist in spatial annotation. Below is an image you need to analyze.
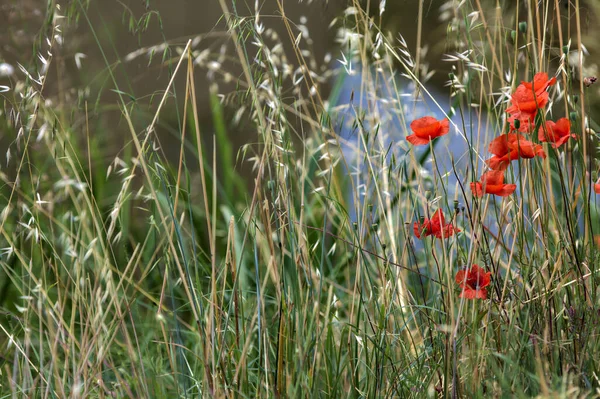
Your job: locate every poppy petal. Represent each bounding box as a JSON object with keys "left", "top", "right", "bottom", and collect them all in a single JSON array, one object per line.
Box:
[
  {"left": 554, "top": 117, "right": 571, "bottom": 135},
  {"left": 410, "top": 116, "right": 440, "bottom": 137},
  {"left": 429, "top": 209, "right": 446, "bottom": 231},
  {"left": 538, "top": 121, "right": 555, "bottom": 143},
  {"left": 508, "top": 112, "right": 536, "bottom": 133},
  {"left": 534, "top": 144, "right": 546, "bottom": 159},
  {"left": 414, "top": 220, "right": 432, "bottom": 238},
  {"left": 438, "top": 118, "right": 451, "bottom": 135},
  {"left": 551, "top": 135, "right": 571, "bottom": 148},
  {"left": 456, "top": 265, "right": 491, "bottom": 300},
  {"left": 474, "top": 288, "right": 488, "bottom": 299},
  {"left": 490, "top": 183, "right": 517, "bottom": 197},
  {"left": 455, "top": 270, "right": 467, "bottom": 286},
  {"left": 459, "top": 288, "right": 480, "bottom": 299},
  {"left": 413, "top": 222, "right": 423, "bottom": 238},
  {"left": 406, "top": 133, "right": 433, "bottom": 145},
  {"left": 434, "top": 224, "right": 460, "bottom": 239},
  {"left": 470, "top": 182, "right": 484, "bottom": 196},
  {"left": 481, "top": 170, "right": 505, "bottom": 186},
  {"left": 409, "top": 116, "right": 450, "bottom": 140},
  {"left": 488, "top": 135, "right": 511, "bottom": 156},
  {"left": 486, "top": 155, "right": 510, "bottom": 171}
]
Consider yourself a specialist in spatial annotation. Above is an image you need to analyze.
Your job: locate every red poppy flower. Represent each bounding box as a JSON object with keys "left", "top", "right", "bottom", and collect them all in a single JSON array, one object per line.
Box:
[
  {"left": 485, "top": 133, "right": 546, "bottom": 171},
  {"left": 538, "top": 118, "right": 576, "bottom": 148},
  {"left": 406, "top": 116, "right": 450, "bottom": 145},
  {"left": 470, "top": 170, "right": 517, "bottom": 197},
  {"left": 506, "top": 85, "right": 549, "bottom": 115},
  {"left": 413, "top": 209, "right": 460, "bottom": 239},
  {"left": 506, "top": 72, "right": 556, "bottom": 116},
  {"left": 507, "top": 111, "right": 535, "bottom": 134},
  {"left": 522, "top": 72, "right": 557, "bottom": 94},
  {"left": 595, "top": 182, "right": 600, "bottom": 194},
  {"left": 455, "top": 264, "right": 492, "bottom": 299}
]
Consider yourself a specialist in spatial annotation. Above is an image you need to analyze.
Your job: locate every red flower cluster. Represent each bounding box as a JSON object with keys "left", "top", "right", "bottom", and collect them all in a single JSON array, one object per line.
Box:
[
  {"left": 471, "top": 72, "right": 572, "bottom": 198},
  {"left": 486, "top": 133, "right": 546, "bottom": 171},
  {"left": 407, "top": 72, "right": 594, "bottom": 301},
  {"left": 413, "top": 209, "right": 460, "bottom": 239}
]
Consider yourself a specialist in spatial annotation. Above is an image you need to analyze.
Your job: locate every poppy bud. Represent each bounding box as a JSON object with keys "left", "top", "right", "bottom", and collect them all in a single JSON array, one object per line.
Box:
[
  {"left": 518, "top": 21, "right": 527, "bottom": 33},
  {"left": 569, "top": 111, "right": 577, "bottom": 121},
  {"left": 572, "top": 95, "right": 579, "bottom": 104},
  {"left": 448, "top": 72, "right": 455, "bottom": 80},
  {"left": 562, "top": 45, "right": 569, "bottom": 55},
  {"left": 510, "top": 30, "right": 517, "bottom": 41},
  {"left": 513, "top": 119, "right": 521, "bottom": 130}
]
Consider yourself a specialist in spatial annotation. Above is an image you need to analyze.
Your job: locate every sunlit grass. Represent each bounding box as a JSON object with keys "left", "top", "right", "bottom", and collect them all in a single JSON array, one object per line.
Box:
[{"left": 0, "top": 0, "right": 599, "bottom": 397}]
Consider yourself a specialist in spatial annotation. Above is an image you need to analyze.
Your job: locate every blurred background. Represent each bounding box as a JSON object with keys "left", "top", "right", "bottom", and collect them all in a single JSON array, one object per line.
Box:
[{"left": 2, "top": 0, "right": 598, "bottom": 170}]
